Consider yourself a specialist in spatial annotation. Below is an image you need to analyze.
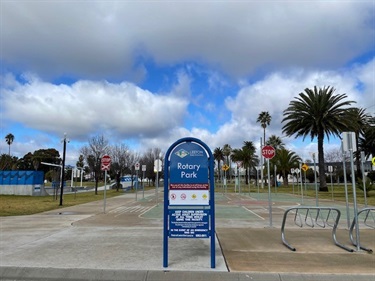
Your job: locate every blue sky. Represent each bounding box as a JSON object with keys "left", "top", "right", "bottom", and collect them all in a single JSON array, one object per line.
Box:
[{"left": 1, "top": 1, "right": 374, "bottom": 166}]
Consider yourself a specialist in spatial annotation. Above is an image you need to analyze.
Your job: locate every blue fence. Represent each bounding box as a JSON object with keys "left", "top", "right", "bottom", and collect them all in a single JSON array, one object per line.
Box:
[{"left": 0, "top": 171, "right": 44, "bottom": 185}]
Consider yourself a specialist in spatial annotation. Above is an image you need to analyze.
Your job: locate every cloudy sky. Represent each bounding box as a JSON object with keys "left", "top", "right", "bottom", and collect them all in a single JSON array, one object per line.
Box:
[{"left": 1, "top": 1, "right": 374, "bottom": 166}]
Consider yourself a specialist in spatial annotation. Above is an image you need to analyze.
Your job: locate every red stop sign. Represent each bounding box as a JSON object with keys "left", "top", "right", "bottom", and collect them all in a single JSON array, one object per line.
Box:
[
  {"left": 262, "top": 145, "right": 275, "bottom": 159},
  {"left": 101, "top": 155, "right": 111, "bottom": 171}
]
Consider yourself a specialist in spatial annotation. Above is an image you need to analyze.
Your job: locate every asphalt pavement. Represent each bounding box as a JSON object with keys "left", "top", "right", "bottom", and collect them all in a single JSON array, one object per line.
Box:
[{"left": 0, "top": 188, "right": 374, "bottom": 281}]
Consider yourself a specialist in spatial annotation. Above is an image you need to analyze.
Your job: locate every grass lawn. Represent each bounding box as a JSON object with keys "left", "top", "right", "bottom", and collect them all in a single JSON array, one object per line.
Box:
[
  {"left": 0, "top": 189, "right": 125, "bottom": 216},
  {"left": 1, "top": 182, "right": 373, "bottom": 217}
]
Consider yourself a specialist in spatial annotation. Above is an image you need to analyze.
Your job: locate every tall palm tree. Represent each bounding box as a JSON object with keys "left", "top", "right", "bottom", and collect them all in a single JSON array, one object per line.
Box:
[
  {"left": 282, "top": 86, "right": 355, "bottom": 191},
  {"left": 257, "top": 112, "right": 272, "bottom": 146},
  {"left": 213, "top": 147, "right": 225, "bottom": 181},
  {"left": 274, "top": 148, "right": 301, "bottom": 186},
  {"left": 5, "top": 133, "right": 15, "bottom": 156}
]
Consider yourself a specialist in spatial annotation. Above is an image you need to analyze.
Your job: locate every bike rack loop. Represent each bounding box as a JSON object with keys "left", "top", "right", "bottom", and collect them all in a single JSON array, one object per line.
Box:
[
  {"left": 349, "top": 207, "right": 375, "bottom": 253},
  {"left": 281, "top": 206, "right": 353, "bottom": 252}
]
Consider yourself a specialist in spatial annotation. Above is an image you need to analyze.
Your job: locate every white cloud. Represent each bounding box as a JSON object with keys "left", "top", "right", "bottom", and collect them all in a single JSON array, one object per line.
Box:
[
  {"left": 1, "top": 74, "right": 189, "bottom": 142},
  {"left": 1, "top": 1, "right": 373, "bottom": 80}
]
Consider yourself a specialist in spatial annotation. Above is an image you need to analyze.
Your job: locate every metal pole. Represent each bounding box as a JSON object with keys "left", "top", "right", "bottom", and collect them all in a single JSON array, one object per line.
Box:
[
  {"left": 267, "top": 158, "right": 272, "bottom": 227},
  {"left": 143, "top": 170, "right": 145, "bottom": 199},
  {"left": 342, "top": 143, "right": 351, "bottom": 229},
  {"left": 135, "top": 167, "right": 138, "bottom": 201},
  {"left": 103, "top": 170, "right": 107, "bottom": 213},
  {"left": 361, "top": 151, "right": 367, "bottom": 207},
  {"left": 156, "top": 168, "right": 159, "bottom": 205},
  {"left": 349, "top": 148, "right": 360, "bottom": 251},
  {"left": 260, "top": 138, "right": 264, "bottom": 190},
  {"left": 313, "top": 153, "right": 318, "bottom": 206},
  {"left": 300, "top": 163, "right": 304, "bottom": 205},
  {"left": 274, "top": 164, "right": 277, "bottom": 194},
  {"left": 59, "top": 134, "right": 67, "bottom": 206}
]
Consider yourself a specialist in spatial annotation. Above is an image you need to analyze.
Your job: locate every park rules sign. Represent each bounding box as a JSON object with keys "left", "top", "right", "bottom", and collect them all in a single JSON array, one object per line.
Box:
[
  {"left": 169, "top": 142, "right": 209, "bottom": 205},
  {"left": 163, "top": 137, "right": 216, "bottom": 269}
]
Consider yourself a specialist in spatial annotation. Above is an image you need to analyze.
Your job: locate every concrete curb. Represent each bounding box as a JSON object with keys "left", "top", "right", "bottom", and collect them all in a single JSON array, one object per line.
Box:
[{"left": 1, "top": 267, "right": 374, "bottom": 281}]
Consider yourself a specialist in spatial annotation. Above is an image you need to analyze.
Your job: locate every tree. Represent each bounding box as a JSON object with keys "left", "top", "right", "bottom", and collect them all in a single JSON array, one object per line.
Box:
[
  {"left": 80, "top": 135, "right": 109, "bottom": 195},
  {"left": 359, "top": 125, "right": 375, "bottom": 158},
  {"left": 282, "top": 86, "right": 355, "bottom": 191},
  {"left": 223, "top": 144, "right": 232, "bottom": 180},
  {"left": 0, "top": 154, "right": 18, "bottom": 170},
  {"left": 5, "top": 133, "right": 14, "bottom": 156},
  {"left": 266, "top": 135, "right": 285, "bottom": 150},
  {"left": 257, "top": 112, "right": 271, "bottom": 146},
  {"left": 109, "top": 143, "right": 138, "bottom": 190},
  {"left": 213, "top": 147, "right": 224, "bottom": 181},
  {"left": 345, "top": 107, "right": 373, "bottom": 176},
  {"left": 231, "top": 141, "right": 258, "bottom": 185},
  {"left": 273, "top": 148, "right": 301, "bottom": 186}
]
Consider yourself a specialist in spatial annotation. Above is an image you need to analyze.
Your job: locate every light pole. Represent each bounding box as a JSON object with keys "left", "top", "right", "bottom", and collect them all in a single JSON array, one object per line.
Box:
[{"left": 60, "top": 133, "right": 68, "bottom": 206}]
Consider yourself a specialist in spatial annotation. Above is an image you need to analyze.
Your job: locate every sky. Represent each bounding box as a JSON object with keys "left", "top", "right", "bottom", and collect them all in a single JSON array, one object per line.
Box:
[{"left": 1, "top": 1, "right": 374, "bottom": 166}]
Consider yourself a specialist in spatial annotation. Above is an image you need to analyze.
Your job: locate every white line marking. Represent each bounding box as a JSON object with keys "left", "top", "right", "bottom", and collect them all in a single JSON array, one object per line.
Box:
[{"left": 242, "top": 206, "right": 265, "bottom": 220}]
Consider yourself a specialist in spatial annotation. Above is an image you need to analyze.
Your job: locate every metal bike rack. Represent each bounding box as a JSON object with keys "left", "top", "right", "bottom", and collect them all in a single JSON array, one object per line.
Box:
[
  {"left": 349, "top": 207, "right": 375, "bottom": 253},
  {"left": 281, "top": 206, "right": 353, "bottom": 252}
]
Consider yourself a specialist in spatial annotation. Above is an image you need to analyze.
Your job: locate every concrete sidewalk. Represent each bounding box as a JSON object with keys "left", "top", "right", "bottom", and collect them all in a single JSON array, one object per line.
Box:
[{"left": 1, "top": 191, "right": 374, "bottom": 281}]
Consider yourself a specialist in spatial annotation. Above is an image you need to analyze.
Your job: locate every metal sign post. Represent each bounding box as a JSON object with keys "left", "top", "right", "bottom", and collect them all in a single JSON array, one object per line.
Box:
[
  {"left": 101, "top": 155, "right": 111, "bottom": 213},
  {"left": 135, "top": 162, "right": 140, "bottom": 201},
  {"left": 262, "top": 145, "right": 275, "bottom": 228},
  {"left": 163, "top": 137, "right": 215, "bottom": 268},
  {"left": 342, "top": 132, "right": 360, "bottom": 251},
  {"left": 142, "top": 165, "right": 146, "bottom": 199}
]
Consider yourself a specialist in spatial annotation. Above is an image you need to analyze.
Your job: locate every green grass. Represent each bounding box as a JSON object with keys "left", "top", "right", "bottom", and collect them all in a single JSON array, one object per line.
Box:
[
  {"left": 0, "top": 189, "right": 125, "bottom": 216},
  {"left": 1, "top": 182, "right": 373, "bottom": 217}
]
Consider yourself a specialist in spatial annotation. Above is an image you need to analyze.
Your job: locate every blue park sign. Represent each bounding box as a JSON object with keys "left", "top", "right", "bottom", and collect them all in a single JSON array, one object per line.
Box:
[{"left": 163, "top": 137, "right": 215, "bottom": 268}]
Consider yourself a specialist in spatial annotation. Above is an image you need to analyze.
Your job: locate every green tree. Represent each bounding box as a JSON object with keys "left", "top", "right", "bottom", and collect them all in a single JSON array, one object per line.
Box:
[
  {"left": 0, "top": 154, "right": 18, "bottom": 170},
  {"left": 213, "top": 147, "right": 225, "bottom": 181},
  {"left": 282, "top": 86, "right": 355, "bottom": 191},
  {"left": 231, "top": 141, "right": 258, "bottom": 184},
  {"left": 5, "top": 133, "right": 14, "bottom": 156},
  {"left": 358, "top": 117, "right": 375, "bottom": 158},
  {"left": 266, "top": 135, "right": 285, "bottom": 150},
  {"left": 257, "top": 112, "right": 271, "bottom": 146},
  {"left": 223, "top": 144, "right": 232, "bottom": 179},
  {"left": 273, "top": 148, "right": 301, "bottom": 186}
]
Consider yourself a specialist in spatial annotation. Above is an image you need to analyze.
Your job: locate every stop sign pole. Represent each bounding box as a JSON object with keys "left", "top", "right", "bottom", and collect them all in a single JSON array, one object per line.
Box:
[
  {"left": 262, "top": 145, "right": 275, "bottom": 227},
  {"left": 101, "top": 155, "right": 111, "bottom": 213}
]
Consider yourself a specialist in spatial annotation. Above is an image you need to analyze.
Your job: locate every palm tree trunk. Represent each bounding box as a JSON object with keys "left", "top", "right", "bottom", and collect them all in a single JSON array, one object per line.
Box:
[{"left": 318, "top": 133, "right": 328, "bottom": 191}]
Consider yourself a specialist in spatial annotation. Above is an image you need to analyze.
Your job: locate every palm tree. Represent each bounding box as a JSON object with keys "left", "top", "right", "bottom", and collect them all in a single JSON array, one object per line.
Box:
[
  {"left": 359, "top": 124, "right": 375, "bottom": 158},
  {"left": 223, "top": 144, "right": 232, "bottom": 181},
  {"left": 274, "top": 148, "right": 301, "bottom": 186},
  {"left": 282, "top": 86, "right": 355, "bottom": 191},
  {"left": 213, "top": 147, "right": 225, "bottom": 181},
  {"left": 5, "top": 133, "right": 14, "bottom": 156},
  {"left": 231, "top": 141, "right": 258, "bottom": 184},
  {"left": 266, "top": 135, "right": 285, "bottom": 150},
  {"left": 257, "top": 112, "right": 272, "bottom": 146},
  {"left": 346, "top": 107, "right": 372, "bottom": 176}
]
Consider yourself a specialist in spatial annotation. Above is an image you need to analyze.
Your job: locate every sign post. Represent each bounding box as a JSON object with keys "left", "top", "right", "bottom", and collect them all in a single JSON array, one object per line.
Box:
[
  {"left": 262, "top": 145, "right": 275, "bottom": 227},
  {"left": 163, "top": 137, "right": 215, "bottom": 268},
  {"left": 135, "top": 162, "right": 140, "bottom": 201},
  {"left": 101, "top": 155, "right": 111, "bottom": 213},
  {"left": 142, "top": 165, "right": 146, "bottom": 199},
  {"left": 154, "top": 159, "right": 162, "bottom": 205}
]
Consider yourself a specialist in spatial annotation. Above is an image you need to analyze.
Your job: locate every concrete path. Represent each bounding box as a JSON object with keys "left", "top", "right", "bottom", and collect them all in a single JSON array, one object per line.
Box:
[{"left": 1, "top": 190, "right": 374, "bottom": 281}]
